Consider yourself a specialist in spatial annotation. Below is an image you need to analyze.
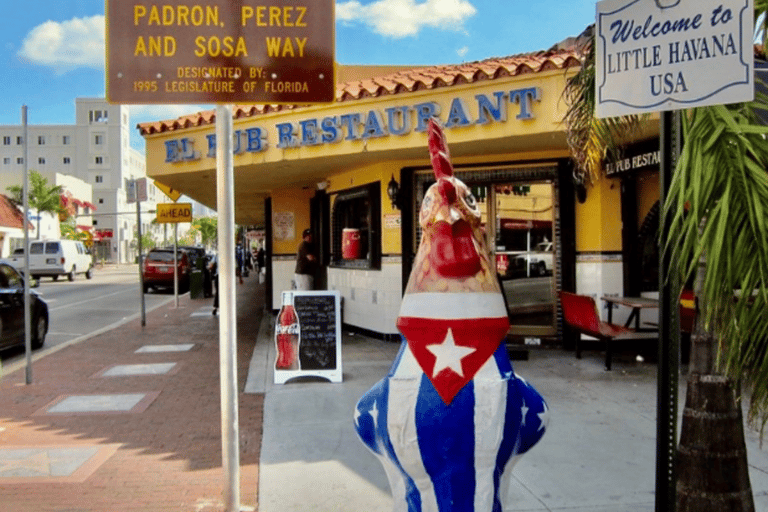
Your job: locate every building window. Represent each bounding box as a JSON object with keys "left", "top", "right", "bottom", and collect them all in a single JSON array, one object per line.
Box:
[
  {"left": 94, "top": 134, "right": 104, "bottom": 145},
  {"left": 89, "top": 110, "right": 108, "bottom": 123},
  {"left": 63, "top": 135, "right": 70, "bottom": 145},
  {"left": 95, "top": 175, "right": 103, "bottom": 183},
  {"left": 16, "top": 157, "right": 23, "bottom": 164},
  {"left": 16, "top": 136, "right": 22, "bottom": 145},
  {"left": 63, "top": 157, "right": 71, "bottom": 164},
  {"left": 38, "top": 136, "right": 45, "bottom": 145},
  {"left": 330, "top": 182, "right": 381, "bottom": 269},
  {"left": 3, "top": 158, "right": 10, "bottom": 165},
  {"left": 98, "top": 198, "right": 104, "bottom": 204},
  {"left": 38, "top": 157, "right": 45, "bottom": 164},
  {"left": 2, "top": 136, "right": 10, "bottom": 145},
  {"left": 95, "top": 156, "right": 103, "bottom": 164},
  {"left": 93, "top": 219, "right": 98, "bottom": 226}
]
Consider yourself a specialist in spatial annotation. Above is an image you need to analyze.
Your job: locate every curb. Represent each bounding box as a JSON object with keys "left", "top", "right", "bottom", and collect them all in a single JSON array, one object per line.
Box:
[{"left": 2, "top": 295, "right": 176, "bottom": 378}]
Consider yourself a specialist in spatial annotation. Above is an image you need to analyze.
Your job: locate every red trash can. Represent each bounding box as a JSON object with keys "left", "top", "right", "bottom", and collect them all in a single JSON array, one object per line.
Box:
[{"left": 342, "top": 228, "right": 361, "bottom": 259}]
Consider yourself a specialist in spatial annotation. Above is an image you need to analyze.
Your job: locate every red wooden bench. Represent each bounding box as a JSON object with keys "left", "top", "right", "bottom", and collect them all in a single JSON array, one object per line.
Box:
[{"left": 559, "top": 291, "right": 659, "bottom": 370}]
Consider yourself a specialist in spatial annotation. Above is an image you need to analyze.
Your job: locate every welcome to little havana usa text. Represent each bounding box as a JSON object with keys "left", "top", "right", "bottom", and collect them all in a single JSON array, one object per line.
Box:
[
  {"left": 129, "top": 4, "right": 313, "bottom": 95},
  {"left": 605, "top": 4, "right": 739, "bottom": 97}
]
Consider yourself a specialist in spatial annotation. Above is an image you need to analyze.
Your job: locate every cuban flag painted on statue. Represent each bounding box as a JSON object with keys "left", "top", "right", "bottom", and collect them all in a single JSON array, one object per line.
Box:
[{"left": 354, "top": 293, "right": 549, "bottom": 512}]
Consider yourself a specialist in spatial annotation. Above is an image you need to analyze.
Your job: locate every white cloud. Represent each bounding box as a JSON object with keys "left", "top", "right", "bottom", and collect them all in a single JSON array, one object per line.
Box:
[
  {"left": 18, "top": 15, "right": 105, "bottom": 73},
  {"left": 337, "top": 0, "right": 477, "bottom": 38},
  {"left": 457, "top": 46, "right": 469, "bottom": 58}
]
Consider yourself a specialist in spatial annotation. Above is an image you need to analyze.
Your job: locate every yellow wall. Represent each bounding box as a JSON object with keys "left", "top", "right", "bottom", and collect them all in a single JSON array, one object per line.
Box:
[
  {"left": 271, "top": 187, "right": 314, "bottom": 255},
  {"left": 637, "top": 171, "right": 660, "bottom": 228},
  {"left": 327, "top": 162, "right": 403, "bottom": 255},
  {"left": 495, "top": 183, "right": 554, "bottom": 224},
  {"left": 575, "top": 175, "right": 623, "bottom": 253}
]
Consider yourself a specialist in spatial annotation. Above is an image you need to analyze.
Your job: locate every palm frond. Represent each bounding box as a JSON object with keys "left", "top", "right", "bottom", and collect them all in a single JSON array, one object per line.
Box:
[
  {"left": 664, "top": 102, "right": 768, "bottom": 428},
  {"left": 562, "top": 32, "right": 642, "bottom": 184}
]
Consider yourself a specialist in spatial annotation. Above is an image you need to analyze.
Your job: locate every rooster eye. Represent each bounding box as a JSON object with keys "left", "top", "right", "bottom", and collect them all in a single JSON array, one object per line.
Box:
[{"left": 464, "top": 192, "right": 478, "bottom": 209}]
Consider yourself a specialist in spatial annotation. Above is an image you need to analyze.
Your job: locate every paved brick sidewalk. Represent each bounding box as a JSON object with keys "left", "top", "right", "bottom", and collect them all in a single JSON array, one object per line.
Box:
[{"left": 0, "top": 277, "right": 265, "bottom": 512}]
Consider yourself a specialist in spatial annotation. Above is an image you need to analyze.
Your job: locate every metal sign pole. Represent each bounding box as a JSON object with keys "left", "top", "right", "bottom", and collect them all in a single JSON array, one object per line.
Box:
[
  {"left": 216, "top": 104, "right": 240, "bottom": 512},
  {"left": 174, "top": 223, "right": 179, "bottom": 308},
  {"left": 137, "top": 194, "right": 145, "bottom": 326},
  {"left": 655, "top": 110, "right": 681, "bottom": 511},
  {"left": 22, "top": 105, "right": 32, "bottom": 385}
]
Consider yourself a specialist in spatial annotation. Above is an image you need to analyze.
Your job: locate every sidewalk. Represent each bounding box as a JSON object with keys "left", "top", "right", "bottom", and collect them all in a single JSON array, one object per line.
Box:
[
  {"left": 0, "top": 273, "right": 265, "bottom": 512},
  {"left": 2, "top": 275, "right": 768, "bottom": 511},
  {"left": 252, "top": 330, "right": 768, "bottom": 511}
]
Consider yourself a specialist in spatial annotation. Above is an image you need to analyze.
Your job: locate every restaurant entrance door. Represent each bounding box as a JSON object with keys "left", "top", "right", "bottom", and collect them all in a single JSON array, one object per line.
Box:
[
  {"left": 484, "top": 181, "right": 557, "bottom": 336},
  {"left": 411, "top": 165, "right": 560, "bottom": 339}
]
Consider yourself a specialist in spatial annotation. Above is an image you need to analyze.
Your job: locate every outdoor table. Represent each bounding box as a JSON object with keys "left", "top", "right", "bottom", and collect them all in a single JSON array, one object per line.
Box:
[{"left": 601, "top": 296, "right": 659, "bottom": 331}]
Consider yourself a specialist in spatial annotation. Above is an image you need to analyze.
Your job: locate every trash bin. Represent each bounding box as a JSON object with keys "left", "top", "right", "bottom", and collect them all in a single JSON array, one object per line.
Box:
[{"left": 190, "top": 269, "right": 203, "bottom": 299}]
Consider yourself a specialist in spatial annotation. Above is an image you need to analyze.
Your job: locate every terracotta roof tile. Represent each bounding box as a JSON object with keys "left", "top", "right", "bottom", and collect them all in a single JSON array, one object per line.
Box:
[
  {"left": 0, "top": 194, "right": 32, "bottom": 230},
  {"left": 138, "top": 48, "right": 582, "bottom": 136}
]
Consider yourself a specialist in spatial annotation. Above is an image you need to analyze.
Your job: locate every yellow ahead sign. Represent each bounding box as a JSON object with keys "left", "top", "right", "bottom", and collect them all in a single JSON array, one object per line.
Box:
[{"left": 157, "top": 203, "right": 192, "bottom": 223}]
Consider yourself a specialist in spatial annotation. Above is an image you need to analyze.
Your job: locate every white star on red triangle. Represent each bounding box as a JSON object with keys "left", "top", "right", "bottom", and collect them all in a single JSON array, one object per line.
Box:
[{"left": 426, "top": 328, "right": 476, "bottom": 378}]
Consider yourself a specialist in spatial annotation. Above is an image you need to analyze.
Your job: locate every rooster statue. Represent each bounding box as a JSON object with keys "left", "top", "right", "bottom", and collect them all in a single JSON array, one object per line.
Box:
[{"left": 354, "top": 119, "right": 548, "bottom": 511}]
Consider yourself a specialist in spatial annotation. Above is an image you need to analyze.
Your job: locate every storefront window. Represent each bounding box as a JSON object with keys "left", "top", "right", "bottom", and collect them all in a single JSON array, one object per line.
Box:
[
  {"left": 330, "top": 182, "right": 381, "bottom": 269},
  {"left": 412, "top": 164, "right": 561, "bottom": 337}
]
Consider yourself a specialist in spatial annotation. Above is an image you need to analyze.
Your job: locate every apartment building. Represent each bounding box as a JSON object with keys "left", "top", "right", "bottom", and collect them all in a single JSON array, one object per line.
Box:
[{"left": 0, "top": 98, "right": 161, "bottom": 263}]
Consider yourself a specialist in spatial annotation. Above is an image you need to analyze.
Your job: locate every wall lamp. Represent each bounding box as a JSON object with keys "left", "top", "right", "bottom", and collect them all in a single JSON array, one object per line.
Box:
[{"left": 387, "top": 174, "right": 401, "bottom": 210}]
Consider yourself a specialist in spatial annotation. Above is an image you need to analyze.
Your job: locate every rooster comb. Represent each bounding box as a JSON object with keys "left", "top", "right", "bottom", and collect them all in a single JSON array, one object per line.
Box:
[{"left": 428, "top": 118, "right": 453, "bottom": 180}]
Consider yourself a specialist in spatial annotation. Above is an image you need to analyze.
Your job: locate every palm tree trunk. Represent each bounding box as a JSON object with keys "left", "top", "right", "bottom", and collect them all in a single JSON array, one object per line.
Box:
[{"left": 676, "top": 259, "right": 754, "bottom": 511}]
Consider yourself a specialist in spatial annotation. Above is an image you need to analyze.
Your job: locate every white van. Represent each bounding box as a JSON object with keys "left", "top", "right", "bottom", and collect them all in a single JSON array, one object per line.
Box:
[{"left": 21, "top": 239, "right": 94, "bottom": 281}]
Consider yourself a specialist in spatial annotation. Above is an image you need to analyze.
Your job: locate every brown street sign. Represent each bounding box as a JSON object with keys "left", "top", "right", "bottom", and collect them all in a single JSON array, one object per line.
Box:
[{"left": 106, "top": 0, "right": 335, "bottom": 104}]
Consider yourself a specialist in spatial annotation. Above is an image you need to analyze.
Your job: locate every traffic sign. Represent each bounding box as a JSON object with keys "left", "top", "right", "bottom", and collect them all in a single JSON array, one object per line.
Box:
[
  {"left": 154, "top": 180, "right": 183, "bottom": 202},
  {"left": 156, "top": 203, "right": 193, "bottom": 223},
  {"left": 105, "top": 0, "right": 336, "bottom": 104}
]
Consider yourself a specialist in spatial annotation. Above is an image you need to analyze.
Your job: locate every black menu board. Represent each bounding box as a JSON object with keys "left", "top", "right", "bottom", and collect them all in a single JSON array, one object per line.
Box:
[
  {"left": 274, "top": 290, "right": 342, "bottom": 384},
  {"left": 294, "top": 293, "right": 337, "bottom": 370}
]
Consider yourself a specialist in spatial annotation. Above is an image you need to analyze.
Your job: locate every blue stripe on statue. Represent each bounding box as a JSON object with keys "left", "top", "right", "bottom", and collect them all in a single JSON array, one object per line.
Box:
[
  {"left": 378, "top": 374, "right": 424, "bottom": 511},
  {"left": 415, "top": 375, "right": 476, "bottom": 511}
]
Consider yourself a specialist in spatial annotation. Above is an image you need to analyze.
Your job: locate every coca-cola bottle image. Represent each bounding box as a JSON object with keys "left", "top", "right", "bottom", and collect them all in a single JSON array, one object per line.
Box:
[{"left": 275, "top": 292, "right": 300, "bottom": 370}]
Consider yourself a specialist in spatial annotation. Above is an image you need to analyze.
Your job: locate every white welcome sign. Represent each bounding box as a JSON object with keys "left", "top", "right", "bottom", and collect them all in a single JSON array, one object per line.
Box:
[{"left": 596, "top": 0, "right": 754, "bottom": 118}]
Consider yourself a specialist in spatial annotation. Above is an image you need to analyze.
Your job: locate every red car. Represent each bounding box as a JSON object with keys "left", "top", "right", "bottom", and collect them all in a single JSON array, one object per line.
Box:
[{"left": 142, "top": 248, "right": 191, "bottom": 293}]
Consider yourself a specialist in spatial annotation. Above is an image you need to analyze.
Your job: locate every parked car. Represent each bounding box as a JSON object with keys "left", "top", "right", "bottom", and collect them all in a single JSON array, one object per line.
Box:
[
  {"left": 142, "top": 248, "right": 191, "bottom": 293},
  {"left": 513, "top": 241, "right": 553, "bottom": 277},
  {"left": 174, "top": 245, "right": 211, "bottom": 297},
  {"left": 176, "top": 246, "right": 208, "bottom": 268},
  {"left": 0, "top": 263, "right": 48, "bottom": 351},
  {"left": 0, "top": 247, "right": 25, "bottom": 268},
  {"left": 4, "top": 240, "right": 93, "bottom": 281}
]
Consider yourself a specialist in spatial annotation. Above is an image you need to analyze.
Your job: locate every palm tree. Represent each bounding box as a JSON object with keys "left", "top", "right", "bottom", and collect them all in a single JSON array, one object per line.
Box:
[
  {"left": 563, "top": 11, "right": 768, "bottom": 510},
  {"left": 7, "top": 171, "right": 66, "bottom": 239}
]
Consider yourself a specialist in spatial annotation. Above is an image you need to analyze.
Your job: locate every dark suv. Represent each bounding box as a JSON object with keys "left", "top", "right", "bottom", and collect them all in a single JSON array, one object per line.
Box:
[{"left": 142, "top": 248, "right": 191, "bottom": 293}]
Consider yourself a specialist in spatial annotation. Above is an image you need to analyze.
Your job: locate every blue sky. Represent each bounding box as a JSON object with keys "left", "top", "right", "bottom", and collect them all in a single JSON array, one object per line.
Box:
[{"left": 0, "top": 0, "right": 596, "bottom": 150}]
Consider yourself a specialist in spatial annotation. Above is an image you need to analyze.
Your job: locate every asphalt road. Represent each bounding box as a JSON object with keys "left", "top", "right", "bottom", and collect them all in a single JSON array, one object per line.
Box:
[{"left": 0, "top": 264, "right": 176, "bottom": 368}]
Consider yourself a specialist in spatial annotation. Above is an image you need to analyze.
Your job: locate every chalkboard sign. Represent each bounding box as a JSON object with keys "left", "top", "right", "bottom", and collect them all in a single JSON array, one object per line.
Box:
[{"left": 274, "top": 290, "right": 342, "bottom": 384}]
